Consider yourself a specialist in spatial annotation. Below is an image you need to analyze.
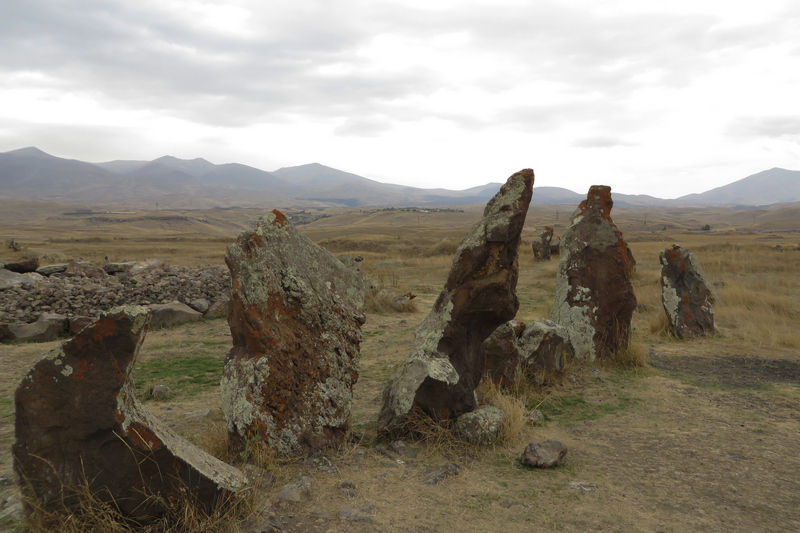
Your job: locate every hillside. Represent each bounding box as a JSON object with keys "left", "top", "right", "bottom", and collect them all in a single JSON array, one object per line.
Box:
[{"left": 1, "top": 147, "right": 798, "bottom": 209}]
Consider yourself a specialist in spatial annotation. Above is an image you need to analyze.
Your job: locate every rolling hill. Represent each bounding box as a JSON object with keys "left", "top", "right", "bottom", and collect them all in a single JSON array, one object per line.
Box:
[{"left": 1, "top": 147, "right": 797, "bottom": 209}]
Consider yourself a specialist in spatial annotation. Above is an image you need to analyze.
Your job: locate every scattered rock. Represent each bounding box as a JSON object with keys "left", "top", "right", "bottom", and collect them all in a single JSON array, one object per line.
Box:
[
  {"left": 378, "top": 169, "right": 534, "bottom": 436},
  {"left": 338, "top": 503, "right": 376, "bottom": 523},
  {"left": 103, "top": 261, "right": 138, "bottom": 275},
  {"left": 151, "top": 384, "right": 174, "bottom": 400},
  {"left": 3, "top": 254, "right": 39, "bottom": 273},
  {"left": 222, "top": 209, "right": 365, "bottom": 455},
  {"left": 521, "top": 440, "right": 568, "bottom": 468},
  {"left": 388, "top": 440, "right": 418, "bottom": 459},
  {"left": 660, "top": 244, "right": 716, "bottom": 338},
  {"left": 35, "top": 263, "right": 69, "bottom": 276},
  {"left": 337, "top": 480, "right": 358, "bottom": 498},
  {"left": 0, "top": 269, "right": 44, "bottom": 291},
  {"left": 188, "top": 297, "right": 211, "bottom": 313},
  {"left": 310, "top": 455, "right": 338, "bottom": 474},
  {"left": 276, "top": 476, "right": 313, "bottom": 503},
  {"left": 453, "top": 405, "right": 506, "bottom": 445},
  {"left": 13, "top": 306, "right": 246, "bottom": 520},
  {"left": 128, "top": 258, "right": 165, "bottom": 276},
  {"left": 526, "top": 409, "right": 544, "bottom": 426},
  {"left": 148, "top": 302, "right": 203, "bottom": 328},
  {"left": 483, "top": 319, "right": 573, "bottom": 387},
  {"left": 5, "top": 312, "right": 68, "bottom": 342},
  {"left": 567, "top": 481, "right": 598, "bottom": 492},
  {"left": 424, "top": 463, "right": 461, "bottom": 485},
  {"left": 63, "top": 261, "right": 107, "bottom": 279},
  {"left": 204, "top": 294, "right": 230, "bottom": 318},
  {"left": 549, "top": 185, "right": 637, "bottom": 361}
]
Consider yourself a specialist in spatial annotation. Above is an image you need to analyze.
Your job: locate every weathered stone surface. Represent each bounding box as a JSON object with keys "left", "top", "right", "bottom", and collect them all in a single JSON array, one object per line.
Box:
[
  {"left": 453, "top": 405, "right": 506, "bottom": 445},
  {"left": 550, "top": 236, "right": 561, "bottom": 256},
  {"left": 378, "top": 169, "right": 534, "bottom": 436},
  {"left": 62, "top": 262, "right": 107, "bottom": 279},
  {"left": 276, "top": 476, "right": 313, "bottom": 503},
  {"left": 531, "top": 226, "right": 554, "bottom": 261},
  {"left": 128, "top": 257, "right": 165, "bottom": 276},
  {"left": 204, "top": 294, "right": 230, "bottom": 318},
  {"left": 13, "top": 306, "right": 246, "bottom": 519},
  {"left": 3, "top": 255, "right": 39, "bottom": 273},
  {"left": 68, "top": 315, "right": 93, "bottom": 335},
  {"left": 6, "top": 313, "right": 68, "bottom": 342},
  {"left": 484, "top": 319, "right": 573, "bottom": 387},
  {"left": 222, "top": 209, "right": 365, "bottom": 455},
  {"left": 148, "top": 302, "right": 203, "bottom": 328},
  {"left": 521, "top": 440, "right": 568, "bottom": 468},
  {"left": 660, "top": 244, "right": 716, "bottom": 338},
  {"left": 103, "top": 261, "right": 137, "bottom": 274},
  {"left": 483, "top": 320, "right": 526, "bottom": 387},
  {"left": 423, "top": 463, "right": 461, "bottom": 485},
  {"left": 520, "top": 319, "right": 573, "bottom": 385},
  {"left": 0, "top": 270, "right": 44, "bottom": 291},
  {"left": 35, "top": 263, "right": 69, "bottom": 276},
  {"left": 188, "top": 297, "right": 210, "bottom": 313},
  {"left": 549, "top": 186, "right": 637, "bottom": 361}
]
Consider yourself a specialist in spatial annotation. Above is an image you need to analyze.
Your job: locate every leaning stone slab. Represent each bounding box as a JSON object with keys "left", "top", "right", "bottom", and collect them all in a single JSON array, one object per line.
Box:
[
  {"left": 148, "top": 302, "right": 203, "bottom": 328},
  {"left": 549, "top": 186, "right": 637, "bottom": 361},
  {"left": 222, "top": 209, "right": 365, "bottom": 455},
  {"left": 660, "top": 244, "right": 716, "bottom": 338},
  {"left": 378, "top": 169, "right": 534, "bottom": 437},
  {"left": 6, "top": 313, "right": 68, "bottom": 342},
  {"left": 13, "top": 306, "right": 246, "bottom": 520}
]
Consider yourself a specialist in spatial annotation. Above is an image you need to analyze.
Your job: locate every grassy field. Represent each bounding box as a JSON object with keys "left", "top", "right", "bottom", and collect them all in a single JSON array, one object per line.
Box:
[{"left": 1, "top": 200, "right": 799, "bottom": 532}]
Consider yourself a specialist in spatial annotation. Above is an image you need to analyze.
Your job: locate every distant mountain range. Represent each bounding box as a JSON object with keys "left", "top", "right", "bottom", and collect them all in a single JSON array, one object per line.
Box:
[{"left": 1, "top": 147, "right": 798, "bottom": 209}]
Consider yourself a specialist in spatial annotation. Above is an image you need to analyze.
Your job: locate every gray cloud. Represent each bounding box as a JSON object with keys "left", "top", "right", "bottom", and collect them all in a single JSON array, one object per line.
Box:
[
  {"left": 1, "top": 0, "right": 798, "bottom": 140},
  {"left": 727, "top": 116, "right": 800, "bottom": 140}
]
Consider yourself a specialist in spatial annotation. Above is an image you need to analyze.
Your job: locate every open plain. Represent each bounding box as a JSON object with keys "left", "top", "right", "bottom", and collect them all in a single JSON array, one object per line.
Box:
[{"left": 1, "top": 199, "right": 799, "bottom": 532}]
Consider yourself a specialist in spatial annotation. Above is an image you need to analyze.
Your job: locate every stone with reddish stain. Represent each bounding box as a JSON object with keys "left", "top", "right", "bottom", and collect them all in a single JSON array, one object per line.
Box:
[
  {"left": 378, "top": 169, "right": 534, "bottom": 437},
  {"left": 222, "top": 209, "right": 365, "bottom": 455},
  {"left": 531, "top": 226, "right": 554, "bottom": 261},
  {"left": 660, "top": 244, "right": 716, "bottom": 338},
  {"left": 13, "top": 306, "right": 246, "bottom": 520},
  {"left": 549, "top": 185, "right": 637, "bottom": 361},
  {"left": 484, "top": 319, "right": 573, "bottom": 387}
]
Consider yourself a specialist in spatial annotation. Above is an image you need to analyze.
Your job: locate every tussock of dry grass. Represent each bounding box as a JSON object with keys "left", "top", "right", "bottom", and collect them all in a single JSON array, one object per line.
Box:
[{"left": 476, "top": 379, "right": 528, "bottom": 446}]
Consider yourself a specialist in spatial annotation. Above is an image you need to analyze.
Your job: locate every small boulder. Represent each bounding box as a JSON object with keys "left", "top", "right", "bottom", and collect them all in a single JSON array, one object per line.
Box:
[
  {"left": 63, "top": 262, "right": 107, "bottom": 279},
  {"left": 148, "top": 302, "right": 203, "bottom": 328},
  {"left": 188, "top": 297, "right": 210, "bottom": 314},
  {"left": 6, "top": 313, "right": 68, "bottom": 342},
  {"left": 35, "top": 264, "right": 69, "bottom": 276},
  {"left": 276, "top": 476, "right": 313, "bottom": 503},
  {"left": 204, "top": 295, "right": 230, "bottom": 318},
  {"left": 424, "top": 463, "right": 461, "bottom": 485},
  {"left": 69, "top": 315, "right": 94, "bottom": 335},
  {"left": 521, "top": 440, "right": 568, "bottom": 468},
  {"left": 103, "top": 261, "right": 138, "bottom": 275},
  {"left": 129, "top": 258, "right": 165, "bottom": 276},
  {"left": 3, "top": 254, "right": 39, "bottom": 273},
  {"left": 338, "top": 503, "right": 376, "bottom": 523},
  {"left": 453, "top": 405, "right": 506, "bottom": 445},
  {"left": 151, "top": 384, "right": 174, "bottom": 400},
  {"left": 0, "top": 270, "right": 45, "bottom": 290}
]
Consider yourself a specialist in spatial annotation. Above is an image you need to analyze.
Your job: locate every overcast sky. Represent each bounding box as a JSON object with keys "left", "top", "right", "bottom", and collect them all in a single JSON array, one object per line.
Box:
[{"left": 1, "top": 0, "right": 798, "bottom": 198}]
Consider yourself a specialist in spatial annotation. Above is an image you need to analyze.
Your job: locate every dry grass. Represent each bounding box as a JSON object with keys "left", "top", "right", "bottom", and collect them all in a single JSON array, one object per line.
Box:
[{"left": 476, "top": 379, "right": 528, "bottom": 446}]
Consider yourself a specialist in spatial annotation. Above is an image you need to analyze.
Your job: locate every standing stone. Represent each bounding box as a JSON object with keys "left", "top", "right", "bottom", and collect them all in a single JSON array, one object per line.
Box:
[
  {"left": 378, "top": 169, "right": 534, "bottom": 436},
  {"left": 550, "top": 236, "right": 561, "bottom": 256},
  {"left": 484, "top": 319, "right": 573, "bottom": 387},
  {"left": 549, "top": 185, "right": 637, "bottom": 361},
  {"left": 660, "top": 244, "right": 716, "bottom": 338},
  {"left": 13, "top": 306, "right": 246, "bottom": 520},
  {"left": 222, "top": 210, "right": 365, "bottom": 455},
  {"left": 531, "top": 226, "right": 554, "bottom": 261}
]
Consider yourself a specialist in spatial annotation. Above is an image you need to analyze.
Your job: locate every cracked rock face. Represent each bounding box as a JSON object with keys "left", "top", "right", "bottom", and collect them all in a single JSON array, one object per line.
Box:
[
  {"left": 13, "top": 306, "right": 246, "bottom": 520},
  {"left": 484, "top": 319, "right": 574, "bottom": 387},
  {"left": 378, "top": 169, "right": 534, "bottom": 436},
  {"left": 660, "top": 244, "right": 715, "bottom": 338},
  {"left": 549, "top": 185, "right": 637, "bottom": 361},
  {"left": 222, "top": 210, "right": 365, "bottom": 455}
]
